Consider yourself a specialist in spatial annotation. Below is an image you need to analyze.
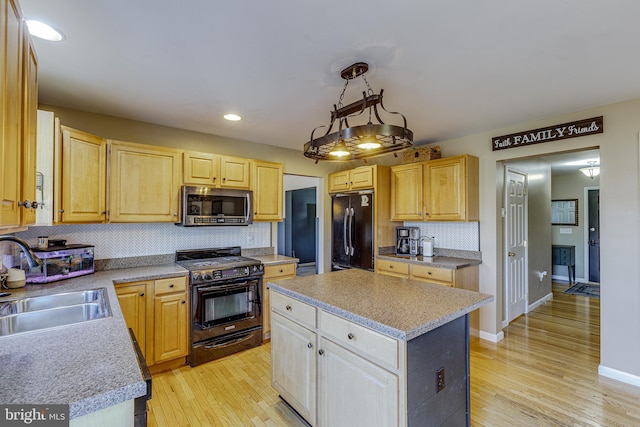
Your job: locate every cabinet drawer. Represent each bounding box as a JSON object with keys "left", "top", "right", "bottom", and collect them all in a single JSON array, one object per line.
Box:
[
  {"left": 264, "top": 263, "right": 296, "bottom": 280},
  {"left": 155, "top": 276, "right": 187, "bottom": 295},
  {"left": 411, "top": 265, "right": 453, "bottom": 284},
  {"left": 376, "top": 260, "right": 410, "bottom": 277},
  {"left": 271, "top": 291, "right": 316, "bottom": 328},
  {"left": 320, "top": 310, "right": 398, "bottom": 370}
]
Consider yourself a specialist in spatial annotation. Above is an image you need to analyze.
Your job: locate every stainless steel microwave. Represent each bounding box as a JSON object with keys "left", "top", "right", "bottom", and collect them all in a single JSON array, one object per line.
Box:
[{"left": 179, "top": 185, "right": 253, "bottom": 226}]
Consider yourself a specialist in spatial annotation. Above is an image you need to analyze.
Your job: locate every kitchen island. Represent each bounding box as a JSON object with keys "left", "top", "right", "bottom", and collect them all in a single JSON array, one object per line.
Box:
[
  {"left": 0, "top": 264, "right": 188, "bottom": 425},
  {"left": 268, "top": 268, "right": 492, "bottom": 427}
]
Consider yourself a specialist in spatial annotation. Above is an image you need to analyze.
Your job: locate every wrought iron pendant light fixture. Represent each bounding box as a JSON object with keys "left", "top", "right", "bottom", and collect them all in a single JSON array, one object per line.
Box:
[{"left": 304, "top": 62, "right": 413, "bottom": 162}]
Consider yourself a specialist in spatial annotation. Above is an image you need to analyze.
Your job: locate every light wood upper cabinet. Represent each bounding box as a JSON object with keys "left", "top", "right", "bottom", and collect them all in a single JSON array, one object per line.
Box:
[
  {"left": 56, "top": 126, "right": 107, "bottom": 223},
  {"left": 183, "top": 151, "right": 219, "bottom": 185},
  {"left": 220, "top": 155, "right": 251, "bottom": 189},
  {"left": 252, "top": 160, "right": 283, "bottom": 221},
  {"left": 390, "top": 154, "right": 479, "bottom": 222},
  {"left": 0, "top": 0, "right": 24, "bottom": 229},
  {"left": 424, "top": 155, "right": 479, "bottom": 221},
  {"left": 20, "top": 34, "right": 38, "bottom": 226},
  {"left": 390, "top": 163, "right": 423, "bottom": 221},
  {"left": 109, "top": 140, "right": 181, "bottom": 222},
  {"left": 328, "top": 165, "right": 375, "bottom": 193},
  {"left": 183, "top": 151, "right": 250, "bottom": 189}
]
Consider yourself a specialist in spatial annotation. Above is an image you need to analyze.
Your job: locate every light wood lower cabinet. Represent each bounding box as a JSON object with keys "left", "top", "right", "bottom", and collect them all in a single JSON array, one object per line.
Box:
[
  {"left": 115, "top": 281, "right": 148, "bottom": 358},
  {"left": 376, "top": 259, "right": 410, "bottom": 278},
  {"left": 271, "top": 291, "right": 402, "bottom": 427},
  {"left": 115, "top": 276, "right": 188, "bottom": 367},
  {"left": 377, "top": 260, "right": 481, "bottom": 333},
  {"left": 262, "top": 262, "right": 297, "bottom": 340}
]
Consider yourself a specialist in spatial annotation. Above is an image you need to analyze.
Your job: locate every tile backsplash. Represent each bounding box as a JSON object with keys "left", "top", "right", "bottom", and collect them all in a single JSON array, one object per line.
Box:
[
  {"left": 403, "top": 221, "right": 480, "bottom": 251},
  {"left": 15, "top": 222, "right": 272, "bottom": 260}
]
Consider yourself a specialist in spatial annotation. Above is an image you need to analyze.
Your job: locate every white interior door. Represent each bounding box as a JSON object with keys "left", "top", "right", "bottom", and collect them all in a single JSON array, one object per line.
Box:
[{"left": 505, "top": 167, "right": 528, "bottom": 323}]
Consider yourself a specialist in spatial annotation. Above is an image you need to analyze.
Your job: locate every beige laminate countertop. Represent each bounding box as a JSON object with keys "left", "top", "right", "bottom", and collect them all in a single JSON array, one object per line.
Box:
[
  {"left": 0, "top": 264, "right": 188, "bottom": 419},
  {"left": 376, "top": 253, "right": 481, "bottom": 269},
  {"left": 268, "top": 269, "right": 492, "bottom": 341}
]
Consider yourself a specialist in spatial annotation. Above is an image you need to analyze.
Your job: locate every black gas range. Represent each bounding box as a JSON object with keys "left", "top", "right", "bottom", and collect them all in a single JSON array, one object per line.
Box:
[{"left": 176, "top": 247, "right": 264, "bottom": 366}]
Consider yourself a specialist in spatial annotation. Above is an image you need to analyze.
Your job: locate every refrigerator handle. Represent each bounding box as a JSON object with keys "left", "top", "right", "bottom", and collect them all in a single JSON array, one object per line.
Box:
[
  {"left": 349, "top": 207, "right": 354, "bottom": 256},
  {"left": 344, "top": 208, "right": 349, "bottom": 255}
]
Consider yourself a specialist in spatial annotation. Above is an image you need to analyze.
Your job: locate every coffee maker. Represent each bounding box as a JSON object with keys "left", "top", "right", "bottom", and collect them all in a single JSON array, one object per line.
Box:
[{"left": 396, "top": 227, "right": 420, "bottom": 256}]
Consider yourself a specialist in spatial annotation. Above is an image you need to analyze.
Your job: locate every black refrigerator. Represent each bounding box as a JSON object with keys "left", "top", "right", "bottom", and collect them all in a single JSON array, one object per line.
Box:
[{"left": 331, "top": 192, "right": 374, "bottom": 271}]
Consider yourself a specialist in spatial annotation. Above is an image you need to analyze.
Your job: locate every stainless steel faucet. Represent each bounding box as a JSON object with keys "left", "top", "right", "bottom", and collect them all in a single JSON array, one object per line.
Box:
[{"left": 0, "top": 236, "right": 44, "bottom": 277}]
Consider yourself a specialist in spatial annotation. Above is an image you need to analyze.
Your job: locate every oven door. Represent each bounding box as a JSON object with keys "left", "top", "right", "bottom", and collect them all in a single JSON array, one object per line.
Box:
[{"left": 192, "top": 277, "right": 262, "bottom": 342}]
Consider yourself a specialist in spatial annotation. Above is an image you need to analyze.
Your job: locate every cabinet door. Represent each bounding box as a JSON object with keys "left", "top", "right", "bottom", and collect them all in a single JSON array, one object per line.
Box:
[
  {"left": 20, "top": 35, "right": 38, "bottom": 226},
  {"left": 252, "top": 160, "right": 283, "bottom": 221},
  {"left": 328, "top": 170, "right": 350, "bottom": 193},
  {"left": 349, "top": 166, "right": 375, "bottom": 190},
  {"left": 153, "top": 290, "right": 188, "bottom": 364},
  {"left": 219, "top": 155, "right": 250, "bottom": 189},
  {"left": 390, "top": 163, "right": 423, "bottom": 220},
  {"left": 59, "top": 126, "right": 107, "bottom": 223},
  {"left": 318, "top": 338, "right": 398, "bottom": 427},
  {"left": 183, "top": 151, "right": 219, "bottom": 186},
  {"left": 263, "top": 264, "right": 297, "bottom": 340},
  {"left": 423, "top": 156, "right": 465, "bottom": 221},
  {"left": 109, "top": 141, "right": 180, "bottom": 222},
  {"left": 423, "top": 155, "right": 479, "bottom": 221},
  {"left": 115, "top": 283, "right": 148, "bottom": 357},
  {"left": 0, "top": 0, "right": 23, "bottom": 228},
  {"left": 271, "top": 311, "right": 317, "bottom": 425}
]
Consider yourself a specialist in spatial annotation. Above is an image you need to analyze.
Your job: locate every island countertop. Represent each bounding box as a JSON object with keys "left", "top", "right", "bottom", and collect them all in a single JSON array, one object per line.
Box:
[
  {"left": 268, "top": 269, "right": 493, "bottom": 341},
  {"left": 0, "top": 264, "right": 188, "bottom": 419}
]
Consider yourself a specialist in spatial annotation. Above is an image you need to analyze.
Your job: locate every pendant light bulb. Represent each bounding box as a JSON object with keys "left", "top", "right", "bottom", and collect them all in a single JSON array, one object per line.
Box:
[
  {"left": 357, "top": 135, "right": 382, "bottom": 150},
  {"left": 329, "top": 140, "right": 350, "bottom": 157}
]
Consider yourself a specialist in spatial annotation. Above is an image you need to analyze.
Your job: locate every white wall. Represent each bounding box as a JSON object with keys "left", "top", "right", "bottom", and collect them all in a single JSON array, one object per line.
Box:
[{"left": 434, "top": 98, "right": 640, "bottom": 383}]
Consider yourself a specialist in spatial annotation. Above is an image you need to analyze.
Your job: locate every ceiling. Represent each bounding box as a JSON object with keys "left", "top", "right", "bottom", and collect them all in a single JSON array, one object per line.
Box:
[{"left": 20, "top": 1, "right": 635, "bottom": 169}]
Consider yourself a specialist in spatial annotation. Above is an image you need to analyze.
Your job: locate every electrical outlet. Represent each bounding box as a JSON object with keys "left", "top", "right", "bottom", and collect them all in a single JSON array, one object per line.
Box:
[{"left": 436, "top": 367, "right": 445, "bottom": 392}]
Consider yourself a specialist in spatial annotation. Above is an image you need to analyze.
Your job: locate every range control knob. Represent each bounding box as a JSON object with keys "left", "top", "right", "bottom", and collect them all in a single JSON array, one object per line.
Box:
[
  {"left": 203, "top": 272, "right": 213, "bottom": 281},
  {"left": 192, "top": 273, "right": 201, "bottom": 282}
]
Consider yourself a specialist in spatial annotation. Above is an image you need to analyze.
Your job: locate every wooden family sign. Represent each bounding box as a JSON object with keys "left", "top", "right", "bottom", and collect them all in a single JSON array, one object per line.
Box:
[{"left": 492, "top": 116, "right": 603, "bottom": 151}]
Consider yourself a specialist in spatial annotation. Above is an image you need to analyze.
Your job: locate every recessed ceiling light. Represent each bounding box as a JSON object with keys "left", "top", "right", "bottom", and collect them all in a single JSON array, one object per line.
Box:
[
  {"left": 224, "top": 114, "right": 241, "bottom": 121},
  {"left": 26, "top": 20, "right": 65, "bottom": 41}
]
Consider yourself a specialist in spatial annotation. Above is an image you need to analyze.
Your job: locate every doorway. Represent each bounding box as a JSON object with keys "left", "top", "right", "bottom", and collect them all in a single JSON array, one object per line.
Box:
[
  {"left": 279, "top": 175, "right": 321, "bottom": 275},
  {"left": 500, "top": 148, "right": 601, "bottom": 327}
]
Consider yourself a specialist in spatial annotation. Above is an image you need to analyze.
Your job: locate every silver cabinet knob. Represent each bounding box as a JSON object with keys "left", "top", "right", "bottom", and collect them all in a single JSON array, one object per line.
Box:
[
  {"left": 285, "top": 305, "right": 292, "bottom": 311},
  {"left": 307, "top": 343, "right": 313, "bottom": 349},
  {"left": 318, "top": 349, "right": 325, "bottom": 356},
  {"left": 347, "top": 333, "right": 355, "bottom": 340}
]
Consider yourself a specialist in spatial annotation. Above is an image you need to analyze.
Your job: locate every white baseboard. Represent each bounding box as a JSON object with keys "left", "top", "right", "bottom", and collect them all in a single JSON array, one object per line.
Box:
[
  {"left": 479, "top": 330, "right": 504, "bottom": 343},
  {"left": 598, "top": 365, "right": 640, "bottom": 387},
  {"left": 528, "top": 292, "right": 553, "bottom": 312}
]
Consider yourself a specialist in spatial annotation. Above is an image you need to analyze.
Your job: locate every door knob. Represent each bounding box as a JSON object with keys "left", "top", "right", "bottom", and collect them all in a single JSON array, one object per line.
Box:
[
  {"left": 590, "top": 227, "right": 596, "bottom": 231},
  {"left": 508, "top": 252, "right": 516, "bottom": 257}
]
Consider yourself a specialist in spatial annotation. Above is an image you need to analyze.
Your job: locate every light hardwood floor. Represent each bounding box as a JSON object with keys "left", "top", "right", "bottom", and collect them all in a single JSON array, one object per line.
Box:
[{"left": 148, "top": 282, "right": 640, "bottom": 426}]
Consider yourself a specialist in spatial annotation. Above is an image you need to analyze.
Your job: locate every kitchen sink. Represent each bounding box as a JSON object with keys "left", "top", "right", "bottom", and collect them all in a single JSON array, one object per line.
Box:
[
  {"left": 0, "top": 288, "right": 111, "bottom": 336},
  {"left": 0, "top": 289, "right": 107, "bottom": 315}
]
